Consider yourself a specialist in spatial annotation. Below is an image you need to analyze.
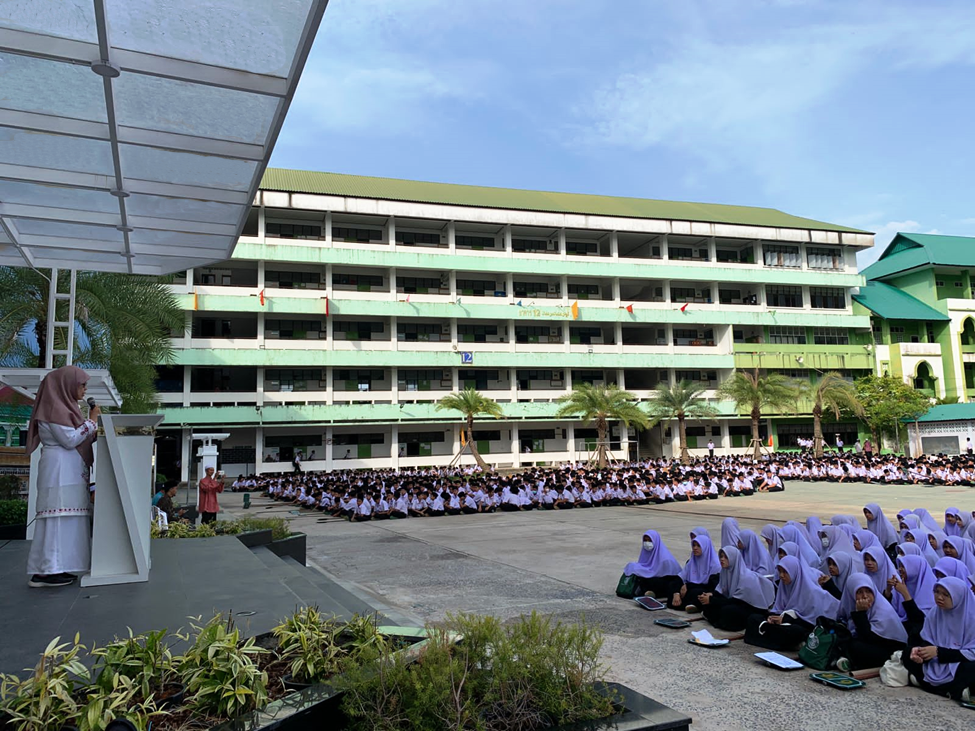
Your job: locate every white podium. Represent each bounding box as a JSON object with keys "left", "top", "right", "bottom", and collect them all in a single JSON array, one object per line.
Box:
[{"left": 82, "top": 413, "right": 163, "bottom": 587}]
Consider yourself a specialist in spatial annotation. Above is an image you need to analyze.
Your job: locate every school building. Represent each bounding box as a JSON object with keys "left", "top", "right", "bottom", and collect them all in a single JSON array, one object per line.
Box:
[
  {"left": 852, "top": 233, "right": 975, "bottom": 402},
  {"left": 154, "top": 169, "right": 877, "bottom": 480}
]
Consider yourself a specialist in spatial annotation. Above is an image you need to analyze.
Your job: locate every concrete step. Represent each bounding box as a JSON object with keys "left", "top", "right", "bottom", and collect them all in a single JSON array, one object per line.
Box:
[{"left": 280, "top": 555, "right": 381, "bottom": 619}]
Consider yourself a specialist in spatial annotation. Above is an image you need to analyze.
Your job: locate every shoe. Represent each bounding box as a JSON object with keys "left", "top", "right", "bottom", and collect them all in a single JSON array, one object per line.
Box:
[
  {"left": 836, "top": 657, "right": 851, "bottom": 672},
  {"left": 685, "top": 604, "right": 701, "bottom": 614},
  {"left": 56, "top": 572, "right": 77, "bottom": 580},
  {"left": 644, "top": 591, "right": 657, "bottom": 598},
  {"left": 961, "top": 687, "right": 971, "bottom": 703},
  {"left": 28, "top": 574, "right": 75, "bottom": 588}
]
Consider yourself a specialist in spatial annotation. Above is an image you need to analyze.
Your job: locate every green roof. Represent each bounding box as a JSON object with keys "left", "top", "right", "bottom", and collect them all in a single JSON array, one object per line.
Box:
[
  {"left": 916, "top": 402, "right": 975, "bottom": 423},
  {"left": 261, "top": 168, "right": 867, "bottom": 233},
  {"left": 851, "top": 281, "right": 948, "bottom": 322},
  {"left": 862, "top": 232, "right": 975, "bottom": 281}
]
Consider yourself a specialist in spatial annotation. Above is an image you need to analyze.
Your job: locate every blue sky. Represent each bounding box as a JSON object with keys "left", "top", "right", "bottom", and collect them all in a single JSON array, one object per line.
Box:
[{"left": 269, "top": 0, "right": 975, "bottom": 268}]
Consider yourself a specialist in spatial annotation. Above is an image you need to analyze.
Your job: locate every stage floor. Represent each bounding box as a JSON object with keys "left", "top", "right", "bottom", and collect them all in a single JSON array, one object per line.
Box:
[{"left": 0, "top": 536, "right": 379, "bottom": 675}]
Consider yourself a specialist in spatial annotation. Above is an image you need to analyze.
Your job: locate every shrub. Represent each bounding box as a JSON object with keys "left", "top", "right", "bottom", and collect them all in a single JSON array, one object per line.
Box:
[
  {"left": 0, "top": 634, "right": 90, "bottom": 731},
  {"left": 76, "top": 673, "right": 159, "bottom": 731},
  {"left": 233, "top": 515, "right": 292, "bottom": 540},
  {"left": 339, "top": 612, "right": 616, "bottom": 731},
  {"left": 0, "top": 475, "right": 22, "bottom": 500},
  {"left": 273, "top": 607, "right": 344, "bottom": 684},
  {"left": 178, "top": 614, "right": 268, "bottom": 719},
  {"left": 0, "top": 499, "right": 27, "bottom": 527},
  {"left": 92, "top": 628, "right": 180, "bottom": 699}
]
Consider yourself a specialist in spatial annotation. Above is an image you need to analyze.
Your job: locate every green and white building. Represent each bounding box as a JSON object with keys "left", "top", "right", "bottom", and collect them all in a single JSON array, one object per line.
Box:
[{"left": 155, "top": 169, "right": 876, "bottom": 480}]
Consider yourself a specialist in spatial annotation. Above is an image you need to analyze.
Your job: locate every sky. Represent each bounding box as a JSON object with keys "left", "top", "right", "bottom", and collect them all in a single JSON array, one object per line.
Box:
[{"left": 269, "top": 0, "right": 975, "bottom": 269}]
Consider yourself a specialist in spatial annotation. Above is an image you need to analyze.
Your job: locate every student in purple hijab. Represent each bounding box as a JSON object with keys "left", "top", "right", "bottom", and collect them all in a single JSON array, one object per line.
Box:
[
  {"left": 902, "top": 577, "right": 975, "bottom": 700},
  {"left": 861, "top": 545, "right": 898, "bottom": 599},
  {"left": 853, "top": 529, "right": 879, "bottom": 553},
  {"left": 818, "top": 525, "right": 863, "bottom": 574},
  {"left": 933, "top": 556, "right": 971, "bottom": 581},
  {"left": 738, "top": 529, "right": 772, "bottom": 575},
  {"left": 944, "top": 508, "right": 966, "bottom": 537},
  {"left": 673, "top": 535, "right": 721, "bottom": 612},
  {"left": 744, "top": 556, "right": 839, "bottom": 652},
  {"left": 779, "top": 524, "right": 819, "bottom": 567},
  {"left": 898, "top": 513, "right": 922, "bottom": 538},
  {"left": 902, "top": 528, "right": 939, "bottom": 568},
  {"left": 831, "top": 514, "right": 861, "bottom": 529},
  {"left": 943, "top": 536, "right": 975, "bottom": 575},
  {"left": 818, "top": 551, "right": 855, "bottom": 600},
  {"left": 890, "top": 554, "right": 938, "bottom": 640},
  {"left": 863, "top": 503, "right": 899, "bottom": 555},
  {"left": 700, "top": 546, "right": 774, "bottom": 631},
  {"left": 623, "top": 529, "right": 682, "bottom": 598},
  {"left": 912, "top": 508, "right": 941, "bottom": 533},
  {"left": 927, "top": 529, "right": 948, "bottom": 558},
  {"left": 805, "top": 516, "right": 824, "bottom": 550},
  {"left": 834, "top": 572, "right": 908, "bottom": 671},
  {"left": 761, "top": 524, "right": 782, "bottom": 561},
  {"left": 689, "top": 526, "right": 710, "bottom": 541},
  {"left": 720, "top": 517, "right": 741, "bottom": 551},
  {"left": 897, "top": 542, "right": 924, "bottom": 560}
]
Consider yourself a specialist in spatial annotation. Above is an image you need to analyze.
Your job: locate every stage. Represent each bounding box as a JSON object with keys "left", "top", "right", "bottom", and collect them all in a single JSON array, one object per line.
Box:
[{"left": 0, "top": 534, "right": 385, "bottom": 675}]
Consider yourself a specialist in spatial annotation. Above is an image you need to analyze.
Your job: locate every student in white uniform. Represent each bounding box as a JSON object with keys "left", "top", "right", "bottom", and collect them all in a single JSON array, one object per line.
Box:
[{"left": 25, "top": 366, "right": 99, "bottom": 588}]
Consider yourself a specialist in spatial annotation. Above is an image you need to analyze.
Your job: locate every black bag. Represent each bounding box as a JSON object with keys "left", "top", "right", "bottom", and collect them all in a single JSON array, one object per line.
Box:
[{"left": 616, "top": 573, "right": 637, "bottom": 599}]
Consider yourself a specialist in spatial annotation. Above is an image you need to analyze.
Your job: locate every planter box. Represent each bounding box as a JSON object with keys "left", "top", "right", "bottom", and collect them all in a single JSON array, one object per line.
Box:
[
  {"left": 0, "top": 524, "right": 26, "bottom": 541},
  {"left": 210, "top": 626, "right": 430, "bottom": 731},
  {"left": 236, "top": 529, "right": 274, "bottom": 548},
  {"left": 267, "top": 533, "right": 306, "bottom": 566}
]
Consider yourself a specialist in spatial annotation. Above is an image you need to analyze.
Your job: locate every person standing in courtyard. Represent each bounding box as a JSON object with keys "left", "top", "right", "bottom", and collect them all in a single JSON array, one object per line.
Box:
[
  {"left": 707, "top": 438, "right": 715, "bottom": 458},
  {"left": 198, "top": 466, "right": 224, "bottom": 524},
  {"left": 25, "top": 366, "right": 99, "bottom": 588}
]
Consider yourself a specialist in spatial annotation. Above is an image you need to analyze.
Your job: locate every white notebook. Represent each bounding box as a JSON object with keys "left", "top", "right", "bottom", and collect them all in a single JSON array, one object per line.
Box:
[
  {"left": 755, "top": 652, "right": 804, "bottom": 670},
  {"left": 690, "top": 629, "right": 730, "bottom": 647}
]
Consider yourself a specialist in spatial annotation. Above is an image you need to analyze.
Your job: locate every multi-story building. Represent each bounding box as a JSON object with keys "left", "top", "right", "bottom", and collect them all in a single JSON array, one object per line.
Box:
[
  {"left": 155, "top": 169, "right": 875, "bottom": 481},
  {"left": 853, "top": 232, "right": 975, "bottom": 401}
]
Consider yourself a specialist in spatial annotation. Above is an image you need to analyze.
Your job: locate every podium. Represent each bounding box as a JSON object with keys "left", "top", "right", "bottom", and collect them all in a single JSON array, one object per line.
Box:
[{"left": 81, "top": 413, "right": 163, "bottom": 587}]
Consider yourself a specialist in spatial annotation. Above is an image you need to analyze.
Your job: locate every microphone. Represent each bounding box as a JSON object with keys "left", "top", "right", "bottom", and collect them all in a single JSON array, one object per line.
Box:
[{"left": 86, "top": 397, "right": 98, "bottom": 410}]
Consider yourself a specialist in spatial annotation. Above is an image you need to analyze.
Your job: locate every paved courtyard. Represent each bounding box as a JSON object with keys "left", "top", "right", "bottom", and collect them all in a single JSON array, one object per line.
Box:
[{"left": 226, "top": 481, "right": 975, "bottom": 730}]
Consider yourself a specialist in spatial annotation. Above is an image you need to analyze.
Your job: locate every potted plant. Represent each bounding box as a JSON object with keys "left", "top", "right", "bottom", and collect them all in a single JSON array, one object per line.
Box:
[
  {"left": 0, "top": 635, "right": 90, "bottom": 731},
  {"left": 91, "top": 629, "right": 185, "bottom": 708},
  {"left": 75, "top": 673, "right": 160, "bottom": 731}
]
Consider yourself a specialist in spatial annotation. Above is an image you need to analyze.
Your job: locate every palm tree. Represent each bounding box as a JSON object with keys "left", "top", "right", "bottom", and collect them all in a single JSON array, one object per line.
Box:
[
  {"left": 717, "top": 369, "right": 801, "bottom": 459},
  {"left": 0, "top": 267, "right": 184, "bottom": 412},
  {"left": 436, "top": 388, "right": 504, "bottom": 469},
  {"left": 555, "top": 383, "right": 648, "bottom": 468},
  {"left": 799, "top": 372, "right": 865, "bottom": 458},
  {"left": 645, "top": 381, "right": 719, "bottom": 464}
]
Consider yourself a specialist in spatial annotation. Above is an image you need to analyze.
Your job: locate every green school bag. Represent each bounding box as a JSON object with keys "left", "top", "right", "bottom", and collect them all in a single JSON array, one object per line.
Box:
[
  {"left": 616, "top": 573, "right": 638, "bottom": 599},
  {"left": 798, "top": 619, "right": 849, "bottom": 670}
]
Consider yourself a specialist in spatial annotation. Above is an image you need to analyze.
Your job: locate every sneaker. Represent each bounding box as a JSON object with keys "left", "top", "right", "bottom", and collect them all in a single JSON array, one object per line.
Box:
[
  {"left": 836, "top": 657, "right": 851, "bottom": 672},
  {"left": 643, "top": 591, "right": 657, "bottom": 598},
  {"left": 961, "top": 687, "right": 971, "bottom": 703},
  {"left": 28, "top": 574, "right": 75, "bottom": 588},
  {"left": 685, "top": 604, "right": 701, "bottom": 614}
]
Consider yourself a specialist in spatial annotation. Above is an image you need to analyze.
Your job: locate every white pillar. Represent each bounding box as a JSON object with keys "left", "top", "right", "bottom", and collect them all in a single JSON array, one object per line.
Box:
[
  {"left": 447, "top": 221, "right": 456, "bottom": 252},
  {"left": 511, "top": 424, "right": 520, "bottom": 467},
  {"left": 568, "top": 423, "right": 577, "bottom": 463},
  {"left": 610, "top": 231, "right": 619, "bottom": 258},
  {"left": 387, "top": 216, "right": 396, "bottom": 247},
  {"left": 325, "top": 426, "right": 334, "bottom": 471},
  {"left": 257, "top": 260, "right": 265, "bottom": 291},
  {"left": 255, "top": 426, "right": 264, "bottom": 473},
  {"left": 182, "top": 365, "right": 191, "bottom": 407},
  {"left": 391, "top": 367, "right": 399, "bottom": 404},
  {"left": 391, "top": 424, "right": 400, "bottom": 470},
  {"left": 180, "top": 427, "right": 190, "bottom": 483}
]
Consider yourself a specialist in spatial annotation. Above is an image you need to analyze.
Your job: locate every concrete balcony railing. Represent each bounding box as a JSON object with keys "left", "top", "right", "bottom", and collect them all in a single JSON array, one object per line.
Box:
[{"left": 898, "top": 342, "right": 941, "bottom": 357}]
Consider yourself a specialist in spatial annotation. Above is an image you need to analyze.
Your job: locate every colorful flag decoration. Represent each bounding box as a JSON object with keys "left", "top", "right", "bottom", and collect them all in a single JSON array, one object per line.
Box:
[
  {"left": 571, "top": 301, "right": 579, "bottom": 320},
  {"left": 625, "top": 304, "right": 634, "bottom": 314},
  {"left": 324, "top": 296, "right": 329, "bottom": 317},
  {"left": 679, "top": 302, "right": 689, "bottom": 313},
  {"left": 516, "top": 300, "right": 523, "bottom": 307},
  {"left": 258, "top": 289, "right": 265, "bottom": 306}
]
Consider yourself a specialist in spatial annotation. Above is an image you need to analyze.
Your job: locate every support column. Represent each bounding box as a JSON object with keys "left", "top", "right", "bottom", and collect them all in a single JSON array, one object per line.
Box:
[
  {"left": 568, "top": 423, "right": 577, "bottom": 464},
  {"left": 558, "top": 228, "right": 567, "bottom": 260},
  {"left": 386, "top": 216, "right": 396, "bottom": 247},
  {"left": 180, "top": 427, "right": 190, "bottom": 483},
  {"left": 257, "top": 260, "right": 265, "bottom": 291},
  {"left": 325, "top": 426, "right": 334, "bottom": 471},
  {"left": 615, "top": 323, "right": 623, "bottom": 354},
  {"left": 511, "top": 423, "right": 520, "bottom": 467},
  {"left": 182, "top": 365, "right": 191, "bottom": 407},
  {"left": 391, "top": 424, "right": 400, "bottom": 471},
  {"left": 504, "top": 224, "right": 513, "bottom": 256},
  {"left": 391, "top": 367, "right": 399, "bottom": 404},
  {"left": 391, "top": 316, "right": 398, "bottom": 351},
  {"left": 257, "top": 311, "right": 265, "bottom": 348},
  {"left": 610, "top": 232, "right": 619, "bottom": 258},
  {"left": 720, "top": 420, "right": 730, "bottom": 452},
  {"left": 612, "top": 277, "right": 621, "bottom": 302},
  {"left": 447, "top": 221, "right": 456, "bottom": 252},
  {"left": 257, "top": 202, "right": 265, "bottom": 241},
  {"left": 256, "top": 367, "right": 265, "bottom": 407},
  {"left": 324, "top": 211, "right": 332, "bottom": 245},
  {"left": 255, "top": 426, "right": 264, "bottom": 474},
  {"left": 506, "top": 272, "right": 514, "bottom": 300},
  {"left": 561, "top": 275, "right": 569, "bottom": 305},
  {"left": 389, "top": 267, "right": 397, "bottom": 301},
  {"left": 326, "top": 368, "right": 334, "bottom": 405}
]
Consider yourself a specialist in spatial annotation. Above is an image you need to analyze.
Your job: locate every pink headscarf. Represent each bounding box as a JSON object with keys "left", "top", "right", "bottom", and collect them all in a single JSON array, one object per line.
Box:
[{"left": 26, "top": 366, "right": 94, "bottom": 465}]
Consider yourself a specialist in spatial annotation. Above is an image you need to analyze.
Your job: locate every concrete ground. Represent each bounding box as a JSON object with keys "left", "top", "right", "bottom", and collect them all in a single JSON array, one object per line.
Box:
[{"left": 222, "top": 482, "right": 975, "bottom": 731}]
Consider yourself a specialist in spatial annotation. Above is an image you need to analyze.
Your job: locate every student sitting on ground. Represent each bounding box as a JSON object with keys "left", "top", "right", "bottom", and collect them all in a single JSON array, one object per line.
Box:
[
  {"left": 933, "top": 556, "right": 971, "bottom": 581},
  {"left": 834, "top": 573, "right": 908, "bottom": 671},
  {"left": 745, "top": 556, "right": 839, "bottom": 651},
  {"left": 890, "top": 554, "right": 937, "bottom": 641},
  {"left": 738, "top": 529, "right": 772, "bottom": 575},
  {"left": 943, "top": 536, "right": 975, "bottom": 575},
  {"left": 622, "top": 530, "right": 683, "bottom": 599},
  {"left": 672, "top": 535, "right": 721, "bottom": 613},
  {"left": 700, "top": 546, "right": 774, "bottom": 631},
  {"left": 351, "top": 494, "right": 372, "bottom": 522},
  {"left": 817, "top": 551, "right": 856, "bottom": 600},
  {"left": 901, "top": 577, "right": 975, "bottom": 701},
  {"left": 863, "top": 503, "right": 900, "bottom": 558}
]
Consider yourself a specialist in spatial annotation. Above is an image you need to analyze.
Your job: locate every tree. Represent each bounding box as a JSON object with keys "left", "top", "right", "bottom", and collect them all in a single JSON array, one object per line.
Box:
[
  {"left": 0, "top": 267, "right": 184, "bottom": 412},
  {"left": 555, "top": 383, "right": 648, "bottom": 468},
  {"left": 853, "top": 375, "right": 932, "bottom": 454},
  {"left": 799, "top": 372, "right": 865, "bottom": 458},
  {"left": 717, "top": 369, "right": 801, "bottom": 459},
  {"left": 645, "top": 381, "right": 719, "bottom": 464},
  {"left": 436, "top": 388, "right": 503, "bottom": 469}
]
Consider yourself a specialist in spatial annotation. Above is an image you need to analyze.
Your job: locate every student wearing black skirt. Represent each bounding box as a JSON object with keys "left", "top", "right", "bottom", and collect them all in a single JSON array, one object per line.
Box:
[{"left": 700, "top": 546, "right": 774, "bottom": 631}]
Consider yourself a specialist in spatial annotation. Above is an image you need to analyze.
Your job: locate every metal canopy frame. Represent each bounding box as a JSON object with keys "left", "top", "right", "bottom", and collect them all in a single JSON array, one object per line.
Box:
[{"left": 0, "top": 0, "right": 328, "bottom": 275}]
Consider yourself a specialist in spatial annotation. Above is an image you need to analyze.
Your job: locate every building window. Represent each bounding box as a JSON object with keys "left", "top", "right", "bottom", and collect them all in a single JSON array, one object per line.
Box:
[
  {"left": 396, "top": 230, "right": 440, "bottom": 246},
  {"left": 332, "top": 273, "right": 384, "bottom": 290},
  {"left": 766, "top": 285, "right": 803, "bottom": 308},
  {"left": 457, "top": 324, "right": 500, "bottom": 342},
  {"left": 266, "top": 270, "right": 322, "bottom": 288},
  {"left": 669, "top": 246, "right": 708, "bottom": 261},
  {"left": 332, "top": 321, "right": 384, "bottom": 340},
  {"left": 566, "top": 240, "right": 598, "bottom": 255},
  {"left": 567, "top": 283, "right": 600, "bottom": 298},
  {"left": 935, "top": 280, "right": 945, "bottom": 287},
  {"left": 763, "top": 244, "right": 801, "bottom": 268},
  {"left": 675, "top": 370, "right": 718, "bottom": 387},
  {"left": 333, "top": 226, "right": 383, "bottom": 243},
  {"left": 266, "top": 222, "right": 322, "bottom": 239},
  {"left": 807, "top": 247, "right": 842, "bottom": 270},
  {"left": 813, "top": 328, "right": 850, "bottom": 345},
  {"left": 768, "top": 326, "right": 807, "bottom": 345},
  {"left": 513, "top": 238, "right": 556, "bottom": 253},
  {"left": 457, "top": 279, "right": 503, "bottom": 296},
  {"left": 265, "top": 319, "right": 323, "bottom": 339},
  {"left": 396, "top": 276, "right": 445, "bottom": 293},
  {"left": 397, "top": 323, "right": 445, "bottom": 341},
  {"left": 514, "top": 281, "right": 558, "bottom": 298},
  {"left": 888, "top": 326, "right": 906, "bottom": 344},
  {"left": 456, "top": 234, "right": 496, "bottom": 249},
  {"left": 810, "top": 287, "right": 846, "bottom": 309}
]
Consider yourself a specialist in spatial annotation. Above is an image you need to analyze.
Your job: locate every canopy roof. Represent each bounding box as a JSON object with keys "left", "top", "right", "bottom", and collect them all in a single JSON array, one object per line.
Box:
[
  {"left": 861, "top": 233, "right": 975, "bottom": 281},
  {"left": 0, "top": 367, "right": 121, "bottom": 408},
  {"left": 851, "top": 281, "right": 949, "bottom": 322},
  {"left": 0, "top": 1, "right": 326, "bottom": 275}
]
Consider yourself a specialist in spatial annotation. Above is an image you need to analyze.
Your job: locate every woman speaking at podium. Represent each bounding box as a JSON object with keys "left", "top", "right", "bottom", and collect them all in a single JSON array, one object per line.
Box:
[{"left": 25, "top": 366, "right": 99, "bottom": 588}]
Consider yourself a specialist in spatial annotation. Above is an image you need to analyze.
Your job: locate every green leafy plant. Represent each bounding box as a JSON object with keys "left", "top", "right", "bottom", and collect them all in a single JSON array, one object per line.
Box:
[
  {"left": 0, "top": 499, "right": 27, "bottom": 527},
  {"left": 232, "top": 515, "right": 292, "bottom": 541},
  {"left": 436, "top": 388, "right": 504, "bottom": 469},
  {"left": 343, "top": 613, "right": 390, "bottom": 662},
  {"left": 556, "top": 383, "right": 649, "bottom": 468},
  {"left": 0, "top": 475, "right": 23, "bottom": 501},
  {"left": 76, "top": 673, "right": 160, "bottom": 731},
  {"left": 91, "top": 628, "right": 181, "bottom": 700},
  {"left": 273, "top": 607, "right": 345, "bottom": 684},
  {"left": 0, "top": 634, "right": 90, "bottom": 731},
  {"left": 339, "top": 612, "right": 616, "bottom": 731},
  {"left": 178, "top": 614, "right": 268, "bottom": 719}
]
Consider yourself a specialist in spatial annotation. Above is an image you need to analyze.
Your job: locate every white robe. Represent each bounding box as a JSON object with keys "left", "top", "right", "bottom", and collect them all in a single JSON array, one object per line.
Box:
[{"left": 27, "top": 420, "right": 95, "bottom": 576}]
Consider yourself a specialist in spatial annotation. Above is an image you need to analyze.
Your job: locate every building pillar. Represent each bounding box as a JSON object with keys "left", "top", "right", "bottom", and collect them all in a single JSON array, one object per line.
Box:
[
  {"left": 615, "top": 322, "right": 623, "bottom": 354},
  {"left": 257, "top": 260, "right": 265, "bottom": 291},
  {"left": 324, "top": 211, "right": 332, "bottom": 245},
  {"left": 390, "top": 315, "right": 398, "bottom": 351},
  {"left": 661, "top": 234, "right": 669, "bottom": 260},
  {"left": 180, "top": 427, "right": 191, "bottom": 483},
  {"left": 389, "top": 267, "right": 397, "bottom": 301},
  {"left": 561, "top": 275, "right": 569, "bottom": 305},
  {"left": 568, "top": 423, "right": 577, "bottom": 464},
  {"left": 612, "top": 277, "right": 621, "bottom": 302},
  {"left": 448, "top": 270, "right": 457, "bottom": 298},
  {"left": 391, "top": 424, "right": 400, "bottom": 470},
  {"left": 255, "top": 426, "right": 264, "bottom": 473},
  {"left": 720, "top": 420, "right": 730, "bottom": 452},
  {"left": 386, "top": 216, "right": 396, "bottom": 247},
  {"left": 558, "top": 228, "right": 567, "bottom": 260},
  {"left": 326, "top": 367, "right": 334, "bottom": 405},
  {"left": 508, "top": 319, "right": 516, "bottom": 353},
  {"left": 325, "top": 426, "right": 334, "bottom": 471},
  {"left": 447, "top": 221, "right": 456, "bottom": 252},
  {"left": 256, "top": 367, "right": 265, "bottom": 407},
  {"left": 182, "top": 365, "right": 191, "bottom": 407},
  {"left": 610, "top": 231, "right": 619, "bottom": 258},
  {"left": 504, "top": 224, "right": 513, "bottom": 255},
  {"left": 511, "top": 423, "right": 520, "bottom": 467},
  {"left": 257, "top": 311, "right": 265, "bottom": 348},
  {"left": 391, "top": 367, "right": 398, "bottom": 404}
]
